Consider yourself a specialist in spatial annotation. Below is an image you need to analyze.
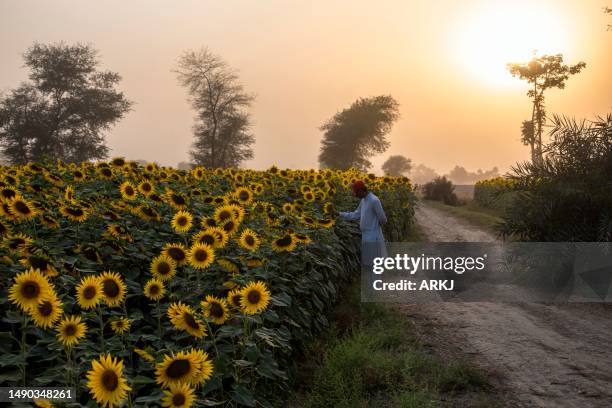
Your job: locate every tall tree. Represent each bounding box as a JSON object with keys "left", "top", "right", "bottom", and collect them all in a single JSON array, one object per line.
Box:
[
  {"left": 382, "top": 155, "right": 412, "bottom": 176},
  {"left": 175, "top": 48, "right": 255, "bottom": 168},
  {"left": 507, "top": 54, "right": 586, "bottom": 164},
  {"left": 318, "top": 95, "right": 399, "bottom": 171},
  {"left": 0, "top": 42, "right": 131, "bottom": 164}
]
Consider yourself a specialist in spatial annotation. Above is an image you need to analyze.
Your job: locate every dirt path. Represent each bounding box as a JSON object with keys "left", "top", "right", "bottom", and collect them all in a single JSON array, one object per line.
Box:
[{"left": 404, "top": 201, "right": 612, "bottom": 408}]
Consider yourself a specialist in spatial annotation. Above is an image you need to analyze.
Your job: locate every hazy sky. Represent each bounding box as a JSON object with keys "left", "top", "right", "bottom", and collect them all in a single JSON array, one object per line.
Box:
[{"left": 1, "top": 0, "right": 610, "bottom": 174}]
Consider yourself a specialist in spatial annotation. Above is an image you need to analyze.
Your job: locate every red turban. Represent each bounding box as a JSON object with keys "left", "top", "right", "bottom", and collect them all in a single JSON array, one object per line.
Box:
[{"left": 351, "top": 180, "right": 366, "bottom": 194}]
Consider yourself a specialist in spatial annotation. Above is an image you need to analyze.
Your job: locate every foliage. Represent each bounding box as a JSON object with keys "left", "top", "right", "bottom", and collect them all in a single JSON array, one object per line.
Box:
[
  {"left": 445, "top": 165, "right": 499, "bottom": 185},
  {"left": 422, "top": 177, "right": 458, "bottom": 206},
  {"left": 318, "top": 96, "right": 400, "bottom": 171},
  {"left": 175, "top": 48, "right": 255, "bottom": 168},
  {"left": 381, "top": 155, "right": 412, "bottom": 177},
  {"left": 0, "top": 42, "right": 132, "bottom": 164},
  {"left": 507, "top": 54, "right": 586, "bottom": 164},
  {"left": 473, "top": 177, "right": 520, "bottom": 212},
  {"left": 0, "top": 159, "right": 415, "bottom": 407},
  {"left": 409, "top": 164, "right": 438, "bottom": 185}
]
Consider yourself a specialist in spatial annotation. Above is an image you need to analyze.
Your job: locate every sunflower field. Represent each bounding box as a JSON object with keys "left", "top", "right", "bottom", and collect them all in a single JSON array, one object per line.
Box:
[{"left": 0, "top": 159, "right": 415, "bottom": 407}]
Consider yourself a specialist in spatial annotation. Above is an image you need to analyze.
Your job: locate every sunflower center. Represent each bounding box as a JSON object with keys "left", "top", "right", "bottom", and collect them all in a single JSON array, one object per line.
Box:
[
  {"left": 173, "top": 393, "right": 186, "bottom": 406},
  {"left": 231, "top": 295, "right": 242, "bottom": 307},
  {"left": 14, "top": 201, "right": 31, "bottom": 214},
  {"left": 67, "top": 207, "right": 84, "bottom": 217},
  {"left": 30, "top": 257, "right": 48, "bottom": 270},
  {"left": 64, "top": 324, "right": 77, "bottom": 336},
  {"left": 125, "top": 187, "right": 134, "bottom": 195},
  {"left": 38, "top": 300, "right": 53, "bottom": 316},
  {"left": 149, "top": 285, "right": 160, "bottom": 295},
  {"left": 276, "top": 236, "right": 292, "bottom": 247},
  {"left": 142, "top": 183, "right": 151, "bottom": 192},
  {"left": 210, "top": 303, "right": 224, "bottom": 318},
  {"left": 101, "top": 369, "right": 119, "bottom": 391},
  {"left": 247, "top": 290, "right": 261, "bottom": 304},
  {"left": 177, "top": 217, "right": 188, "bottom": 226},
  {"left": 245, "top": 236, "right": 255, "bottom": 246},
  {"left": 239, "top": 191, "right": 249, "bottom": 201},
  {"left": 200, "top": 235, "right": 215, "bottom": 246},
  {"left": 183, "top": 312, "right": 199, "bottom": 329},
  {"left": 223, "top": 222, "right": 234, "bottom": 233},
  {"left": 166, "top": 359, "right": 191, "bottom": 379},
  {"left": 167, "top": 248, "right": 185, "bottom": 262},
  {"left": 21, "top": 281, "right": 40, "bottom": 299},
  {"left": 172, "top": 195, "right": 186, "bottom": 205},
  {"left": 157, "top": 262, "right": 171, "bottom": 275},
  {"left": 103, "top": 279, "right": 120, "bottom": 298},
  {"left": 194, "top": 249, "right": 208, "bottom": 262},
  {"left": 83, "top": 285, "right": 97, "bottom": 300}
]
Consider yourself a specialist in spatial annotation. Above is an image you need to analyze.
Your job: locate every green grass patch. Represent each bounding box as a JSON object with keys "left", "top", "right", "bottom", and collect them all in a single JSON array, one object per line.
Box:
[
  {"left": 423, "top": 199, "right": 504, "bottom": 233},
  {"left": 290, "top": 278, "right": 494, "bottom": 408}
]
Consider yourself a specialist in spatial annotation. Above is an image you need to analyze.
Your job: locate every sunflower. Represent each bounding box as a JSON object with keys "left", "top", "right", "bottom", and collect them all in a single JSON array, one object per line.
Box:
[
  {"left": 293, "top": 233, "right": 312, "bottom": 244},
  {"left": 166, "top": 191, "right": 189, "bottom": 210},
  {"left": 99, "top": 271, "right": 127, "bottom": 307},
  {"left": 0, "top": 186, "right": 18, "bottom": 201},
  {"left": 106, "top": 224, "right": 133, "bottom": 242},
  {"left": 0, "top": 219, "right": 11, "bottom": 237},
  {"left": 29, "top": 294, "right": 63, "bottom": 329},
  {"left": 56, "top": 315, "right": 87, "bottom": 347},
  {"left": 217, "top": 259, "right": 239, "bottom": 275},
  {"left": 188, "top": 348, "right": 214, "bottom": 385},
  {"left": 201, "top": 295, "right": 230, "bottom": 325},
  {"left": 220, "top": 219, "right": 238, "bottom": 236},
  {"left": 161, "top": 383, "right": 195, "bottom": 408},
  {"left": 271, "top": 234, "right": 296, "bottom": 252},
  {"left": 64, "top": 185, "right": 75, "bottom": 202},
  {"left": 76, "top": 275, "right": 103, "bottom": 310},
  {"left": 167, "top": 302, "right": 206, "bottom": 338},
  {"left": 134, "top": 348, "right": 156, "bottom": 363},
  {"left": 144, "top": 278, "right": 166, "bottom": 301},
  {"left": 200, "top": 217, "right": 217, "bottom": 229},
  {"left": 240, "top": 281, "right": 271, "bottom": 315},
  {"left": 59, "top": 204, "right": 89, "bottom": 222},
  {"left": 20, "top": 254, "right": 58, "bottom": 277},
  {"left": 8, "top": 268, "right": 53, "bottom": 311},
  {"left": 150, "top": 255, "right": 177, "bottom": 281},
  {"left": 303, "top": 191, "right": 315, "bottom": 202},
  {"left": 155, "top": 350, "right": 202, "bottom": 388},
  {"left": 191, "top": 229, "right": 217, "bottom": 247},
  {"left": 138, "top": 180, "right": 155, "bottom": 196},
  {"left": 281, "top": 203, "right": 294, "bottom": 215},
  {"left": 5, "top": 233, "right": 33, "bottom": 254},
  {"left": 72, "top": 169, "right": 87, "bottom": 182},
  {"left": 162, "top": 243, "right": 188, "bottom": 266},
  {"left": 187, "top": 243, "right": 215, "bottom": 270},
  {"left": 227, "top": 289, "right": 243, "bottom": 309},
  {"left": 110, "top": 317, "right": 131, "bottom": 335},
  {"left": 234, "top": 187, "right": 253, "bottom": 205},
  {"left": 237, "top": 229, "right": 260, "bottom": 252},
  {"left": 318, "top": 218, "right": 335, "bottom": 228},
  {"left": 40, "top": 214, "right": 60, "bottom": 229},
  {"left": 33, "top": 399, "right": 55, "bottom": 408},
  {"left": 135, "top": 204, "right": 160, "bottom": 222},
  {"left": 171, "top": 210, "right": 193, "bottom": 233},
  {"left": 211, "top": 228, "right": 229, "bottom": 248},
  {"left": 119, "top": 181, "right": 137, "bottom": 201},
  {"left": 213, "top": 205, "right": 234, "bottom": 224},
  {"left": 86, "top": 354, "right": 131, "bottom": 408},
  {"left": 96, "top": 166, "right": 114, "bottom": 180},
  {"left": 8, "top": 196, "right": 38, "bottom": 221}
]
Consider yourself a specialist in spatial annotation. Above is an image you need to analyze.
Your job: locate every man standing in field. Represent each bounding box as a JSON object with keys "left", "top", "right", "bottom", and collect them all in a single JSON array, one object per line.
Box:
[{"left": 339, "top": 180, "right": 388, "bottom": 264}]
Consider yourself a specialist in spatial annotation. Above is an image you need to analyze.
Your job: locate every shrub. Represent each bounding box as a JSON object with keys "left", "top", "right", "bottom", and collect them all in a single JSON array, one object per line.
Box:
[{"left": 422, "top": 176, "right": 459, "bottom": 206}]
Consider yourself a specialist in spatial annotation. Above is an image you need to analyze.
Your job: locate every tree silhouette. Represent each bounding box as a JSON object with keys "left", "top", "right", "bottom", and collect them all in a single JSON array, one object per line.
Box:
[
  {"left": 0, "top": 42, "right": 131, "bottom": 164},
  {"left": 605, "top": 7, "right": 612, "bottom": 30},
  {"left": 175, "top": 48, "right": 255, "bottom": 168},
  {"left": 318, "top": 95, "right": 399, "bottom": 171},
  {"left": 507, "top": 54, "right": 586, "bottom": 164},
  {"left": 382, "top": 155, "right": 412, "bottom": 176}
]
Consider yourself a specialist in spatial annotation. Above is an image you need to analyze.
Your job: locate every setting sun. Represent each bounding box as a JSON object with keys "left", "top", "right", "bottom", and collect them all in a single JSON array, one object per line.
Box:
[{"left": 455, "top": 4, "right": 569, "bottom": 86}]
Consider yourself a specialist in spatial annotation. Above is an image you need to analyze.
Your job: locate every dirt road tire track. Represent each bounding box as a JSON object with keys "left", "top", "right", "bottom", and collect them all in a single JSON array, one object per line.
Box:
[{"left": 406, "top": 202, "right": 612, "bottom": 407}]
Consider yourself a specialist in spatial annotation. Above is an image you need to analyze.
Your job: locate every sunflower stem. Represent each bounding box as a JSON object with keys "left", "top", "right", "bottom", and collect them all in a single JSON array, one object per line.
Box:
[
  {"left": 97, "top": 305, "right": 105, "bottom": 353},
  {"left": 204, "top": 319, "right": 219, "bottom": 358},
  {"left": 156, "top": 300, "right": 162, "bottom": 338},
  {"left": 20, "top": 313, "right": 27, "bottom": 386}
]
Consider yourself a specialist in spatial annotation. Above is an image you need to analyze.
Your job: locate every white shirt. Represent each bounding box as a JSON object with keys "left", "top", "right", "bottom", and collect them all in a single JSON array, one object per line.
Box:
[{"left": 339, "top": 192, "right": 387, "bottom": 242}]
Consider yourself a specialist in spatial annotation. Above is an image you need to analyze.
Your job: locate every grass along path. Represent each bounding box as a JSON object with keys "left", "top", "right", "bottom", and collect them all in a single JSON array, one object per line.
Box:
[{"left": 290, "top": 223, "right": 496, "bottom": 407}]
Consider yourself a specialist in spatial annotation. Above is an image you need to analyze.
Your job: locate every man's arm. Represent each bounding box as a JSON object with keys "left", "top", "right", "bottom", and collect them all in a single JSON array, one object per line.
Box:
[
  {"left": 339, "top": 200, "right": 362, "bottom": 220},
  {"left": 373, "top": 198, "right": 387, "bottom": 225}
]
